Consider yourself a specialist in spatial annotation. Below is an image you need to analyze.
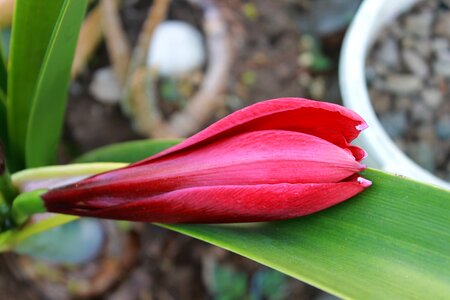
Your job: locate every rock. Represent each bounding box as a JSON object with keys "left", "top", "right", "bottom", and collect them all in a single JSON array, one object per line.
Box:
[
  {"left": 417, "top": 125, "right": 437, "bottom": 143},
  {"left": 380, "top": 111, "right": 408, "bottom": 138},
  {"left": 433, "top": 59, "right": 450, "bottom": 77},
  {"left": 147, "top": 21, "right": 206, "bottom": 77},
  {"left": 434, "top": 12, "right": 450, "bottom": 39},
  {"left": 89, "top": 67, "right": 122, "bottom": 104},
  {"left": 408, "top": 141, "right": 436, "bottom": 172},
  {"left": 436, "top": 115, "right": 450, "bottom": 139},
  {"left": 375, "top": 38, "right": 400, "bottom": 68},
  {"left": 411, "top": 102, "right": 434, "bottom": 123},
  {"left": 431, "top": 38, "right": 450, "bottom": 60},
  {"left": 404, "top": 10, "right": 434, "bottom": 37},
  {"left": 370, "top": 90, "right": 391, "bottom": 114},
  {"left": 422, "top": 88, "right": 443, "bottom": 108},
  {"left": 412, "top": 38, "right": 432, "bottom": 58},
  {"left": 402, "top": 48, "right": 429, "bottom": 77},
  {"left": 395, "top": 97, "right": 411, "bottom": 110},
  {"left": 384, "top": 74, "right": 423, "bottom": 95}
]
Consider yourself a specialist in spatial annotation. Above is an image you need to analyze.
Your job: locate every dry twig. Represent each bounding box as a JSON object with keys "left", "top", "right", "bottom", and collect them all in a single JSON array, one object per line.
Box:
[
  {"left": 0, "top": 0, "right": 14, "bottom": 28},
  {"left": 100, "top": 0, "right": 131, "bottom": 86}
]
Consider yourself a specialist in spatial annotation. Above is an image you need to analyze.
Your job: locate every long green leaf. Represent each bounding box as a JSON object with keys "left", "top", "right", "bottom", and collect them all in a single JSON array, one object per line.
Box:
[
  {"left": 0, "top": 35, "right": 6, "bottom": 94},
  {"left": 74, "top": 139, "right": 182, "bottom": 163},
  {"left": 0, "top": 91, "right": 7, "bottom": 148},
  {"left": 7, "top": 0, "right": 66, "bottom": 169},
  {"left": 75, "top": 139, "right": 450, "bottom": 299},
  {"left": 25, "top": 0, "right": 87, "bottom": 168}
]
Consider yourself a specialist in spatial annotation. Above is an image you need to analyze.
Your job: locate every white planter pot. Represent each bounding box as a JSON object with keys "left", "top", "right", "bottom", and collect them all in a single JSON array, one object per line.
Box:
[{"left": 339, "top": 0, "right": 450, "bottom": 189}]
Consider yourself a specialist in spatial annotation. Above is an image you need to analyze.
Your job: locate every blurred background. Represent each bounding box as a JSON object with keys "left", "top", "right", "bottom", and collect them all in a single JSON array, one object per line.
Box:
[{"left": 1, "top": 0, "right": 449, "bottom": 299}]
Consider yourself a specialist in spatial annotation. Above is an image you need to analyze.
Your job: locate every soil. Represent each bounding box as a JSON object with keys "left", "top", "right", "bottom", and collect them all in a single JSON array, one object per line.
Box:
[{"left": 1, "top": 0, "right": 355, "bottom": 299}]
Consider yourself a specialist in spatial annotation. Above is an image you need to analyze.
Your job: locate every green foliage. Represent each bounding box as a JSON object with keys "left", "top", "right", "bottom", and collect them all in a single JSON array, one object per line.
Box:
[
  {"left": 251, "top": 269, "right": 286, "bottom": 300},
  {"left": 211, "top": 265, "right": 248, "bottom": 300},
  {"left": 0, "top": 36, "right": 6, "bottom": 95},
  {"left": 25, "top": 0, "right": 88, "bottom": 168},
  {"left": 0, "top": 91, "right": 7, "bottom": 151},
  {"left": 74, "top": 139, "right": 182, "bottom": 163},
  {"left": 7, "top": 0, "right": 87, "bottom": 169},
  {"left": 7, "top": 0, "right": 66, "bottom": 168}
]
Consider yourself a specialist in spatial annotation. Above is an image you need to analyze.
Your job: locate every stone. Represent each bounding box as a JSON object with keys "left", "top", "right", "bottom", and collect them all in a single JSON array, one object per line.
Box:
[
  {"left": 433, "top": 59, "right": 450, "bottom": 77},
  {"left": 89, "top": 67, "right": 121, "bottom": 104},
  {"left": 431, "top": 38, "right": 450, "bottom": 60},
  {"left": 395, "top": 97, "right": 411, "bottom": 111},
  {"left": 436, "top": 115, "right": 450, "bottom": 139},
  {"left": 434, "top": 12, "right": 450, "bottom": 39},
  {"left": 379, "top": 111, "right": 408, "bottom": 138},
  {"left": 402, "top": 48, "right": 429, "bottom": 77},
  {"left": 412, "top": 38, "right": 432, "bottom": 58},
  {"left": 408, "top": 141, "right": 436, "bottom": 172},
  {"left": 422, "top": 88, "right": 443, "bottom": 108},
  {"left": 370, "top": 90, "right": 391, "bottom": 114},
  {"left": 417, "top": 125, "right": 437, "bottom": 143},
  {"left": 411, "top": 102, "right": 434, "bottom": 123},
  {"left": 375, "top": 38, "right": 400, "bottom": 68},
  {"left": 385, "top": 74, "right": 423, "bottom": 95},
  {"left": 404, "top": 10, "right": 434, "bottom": 37}
]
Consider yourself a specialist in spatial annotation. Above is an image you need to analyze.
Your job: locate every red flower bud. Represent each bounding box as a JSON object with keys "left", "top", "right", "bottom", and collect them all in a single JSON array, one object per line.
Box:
[{"left": 42, "top": 98, "right": 371, "bottom": 223}]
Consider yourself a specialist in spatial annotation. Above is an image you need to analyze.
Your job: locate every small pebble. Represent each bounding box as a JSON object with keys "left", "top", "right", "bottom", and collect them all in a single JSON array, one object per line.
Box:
[
  {"left": 379, "top": 112, "right": 408, "bottom": 138},
  {"left": 436, "top": 116, "right": 450, "bottom": 139},
  {"left": 434, "top": 12, "right": 450, "bottom": 39},
  {"left": 370, "top": 90, "right": 391, "bottom": 114},
  {"left": 385, "top": 74, "right": 423, "bottom": 95},
  {"left": 402, "top": 49, "right": 429, "bottom": 77},
  {"left": 411, "top": 102, "right": 434, "bottom": 123},
  {"left": 404, "top": 11, "right": 434, "bottom": 37},
  {"left": 376, "top": 38, "right": 400, "bottom": 68},
  {"left": 433, "top": 59, "right": 450, "bottom": 77},
  {"left": 422, "top": 88, "right": 443, "bottom": 108},
  {"left": 408, "top": 141, "right": 436, "bottom": 172}
]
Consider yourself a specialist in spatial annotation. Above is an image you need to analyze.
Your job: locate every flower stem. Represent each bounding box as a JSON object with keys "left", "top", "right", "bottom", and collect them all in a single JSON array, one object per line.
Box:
[{"left": 11, "top": 189, "right": 47, "bottom": 225}]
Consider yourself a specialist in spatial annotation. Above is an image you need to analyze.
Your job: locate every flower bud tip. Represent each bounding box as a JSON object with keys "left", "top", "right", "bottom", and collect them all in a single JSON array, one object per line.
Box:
[{"left": 357, "top": 177, "right": 372, "bottom": 187}]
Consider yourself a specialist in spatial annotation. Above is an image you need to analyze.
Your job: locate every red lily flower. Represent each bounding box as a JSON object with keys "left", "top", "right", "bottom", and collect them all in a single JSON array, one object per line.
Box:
[{"left": 42, "top": 98, "right": 371, "bottom": 223}]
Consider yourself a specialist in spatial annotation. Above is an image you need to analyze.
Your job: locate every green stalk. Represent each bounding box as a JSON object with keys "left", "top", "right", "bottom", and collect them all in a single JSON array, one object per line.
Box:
[{"left": 0, "top": 143, "right": 18, "bottom": 229}]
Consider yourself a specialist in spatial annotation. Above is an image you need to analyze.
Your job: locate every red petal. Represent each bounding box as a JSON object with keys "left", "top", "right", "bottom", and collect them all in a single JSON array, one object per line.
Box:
[
  {"left": 45, "top": 176, "right": 371, "bottom": 223},
  {"left": 43, "top": 130, "right": 364, "bottom": 205},
  {"left": 133, "top": 98, "right": 368, "bottom": 166}
]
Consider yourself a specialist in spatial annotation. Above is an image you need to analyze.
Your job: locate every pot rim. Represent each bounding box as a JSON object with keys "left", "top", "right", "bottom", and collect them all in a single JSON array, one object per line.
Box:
[{"left": 339, "top": 0, "right": 450, "bottom": 189}]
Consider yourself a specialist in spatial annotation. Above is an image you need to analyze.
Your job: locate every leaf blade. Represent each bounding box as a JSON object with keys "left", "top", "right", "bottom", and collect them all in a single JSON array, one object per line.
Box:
[
  {"left": 25, "top": 0, "right": 87, "bottom": 168},
  {"left": 74, "top": 139, "right": 182, "bottom": 163},
  {"left": 7, "top": 0, "right": 66, "bottom": 169}
]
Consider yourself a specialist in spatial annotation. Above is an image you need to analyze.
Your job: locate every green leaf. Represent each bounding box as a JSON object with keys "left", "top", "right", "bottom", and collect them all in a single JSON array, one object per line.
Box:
[
  {"left": 0, "top": 35, "right": 6, "bottom": 95},
  {"left": 25, "top": 0, "right": 88, "bottom": 168},
  {"left": 74, "top": 139, "right": 182, "bottom": 163},
  {"left": 0, "top": 90, "right": 7, "bottom": 149},
  {"left": 73, "top": 140, "right": 450, "bottom": 298},
  {"left": 7, "top": 0, "right": 66, "bottom": 169}
]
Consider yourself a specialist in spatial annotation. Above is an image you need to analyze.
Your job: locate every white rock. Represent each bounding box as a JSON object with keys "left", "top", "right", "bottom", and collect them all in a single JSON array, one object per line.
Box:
[
  {"left": 147, "top": 21, "right": 206, "bottom": 77},
  {"left": 89, "top": 67, "right": 122, "bottom": 104},
  {"left": 402, "top": 49, "right": 429, "bottom": 78},
  {"left": 385, "top": 74, "right": 423, "bottom": 95}
]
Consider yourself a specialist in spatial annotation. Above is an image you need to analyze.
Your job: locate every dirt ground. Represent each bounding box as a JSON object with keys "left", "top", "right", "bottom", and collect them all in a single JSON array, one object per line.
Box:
[{"left": 0, "top": 0, "right": 358, "bottom": 299}]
